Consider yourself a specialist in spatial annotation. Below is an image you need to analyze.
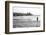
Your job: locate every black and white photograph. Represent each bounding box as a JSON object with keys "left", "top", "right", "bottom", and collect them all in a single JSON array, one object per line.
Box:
[
  {"left": 5, "top": 1, "right": 45, "bottom": 34},
  {"left": 13, "top": 6, "right": 40, "bottom": 28}
]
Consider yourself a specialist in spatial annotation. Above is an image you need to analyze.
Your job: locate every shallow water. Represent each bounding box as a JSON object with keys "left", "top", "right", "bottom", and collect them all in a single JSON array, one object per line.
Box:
[{"left": 13, "top": 16, "right": 40, "bottom": 28}]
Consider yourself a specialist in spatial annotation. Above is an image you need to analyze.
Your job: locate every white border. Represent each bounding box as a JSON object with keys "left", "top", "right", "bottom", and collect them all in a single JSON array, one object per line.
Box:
[{"left": 9, "top": 3, "right": 43, "bottom": 32}]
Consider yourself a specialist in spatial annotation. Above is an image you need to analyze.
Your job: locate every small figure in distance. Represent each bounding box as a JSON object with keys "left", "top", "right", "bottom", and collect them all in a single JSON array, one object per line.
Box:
[{"left": 37, "top": 17, "right": 38, "bottom": 22}]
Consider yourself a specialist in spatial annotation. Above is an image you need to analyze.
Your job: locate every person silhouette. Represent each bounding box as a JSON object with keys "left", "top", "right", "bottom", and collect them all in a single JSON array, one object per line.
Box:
[{"left": 37, "top": 17, "right": 38, "bottom": 22}]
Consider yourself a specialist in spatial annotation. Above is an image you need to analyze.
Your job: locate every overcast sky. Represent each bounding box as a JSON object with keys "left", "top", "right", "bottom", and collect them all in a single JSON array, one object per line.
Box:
[{"left": 13, "top": 3, "right": 42, "bottom": 15}]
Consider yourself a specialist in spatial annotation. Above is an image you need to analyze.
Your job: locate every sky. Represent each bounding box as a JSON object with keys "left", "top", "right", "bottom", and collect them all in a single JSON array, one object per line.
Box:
[{"left": 13, "top": 3, "right": 42, "bottom": 15}]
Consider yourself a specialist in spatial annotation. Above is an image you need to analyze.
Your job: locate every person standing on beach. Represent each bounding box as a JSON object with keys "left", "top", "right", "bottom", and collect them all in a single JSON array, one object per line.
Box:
[{"left": 37, "top": 17, "right": 38, "bottom": 22}]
